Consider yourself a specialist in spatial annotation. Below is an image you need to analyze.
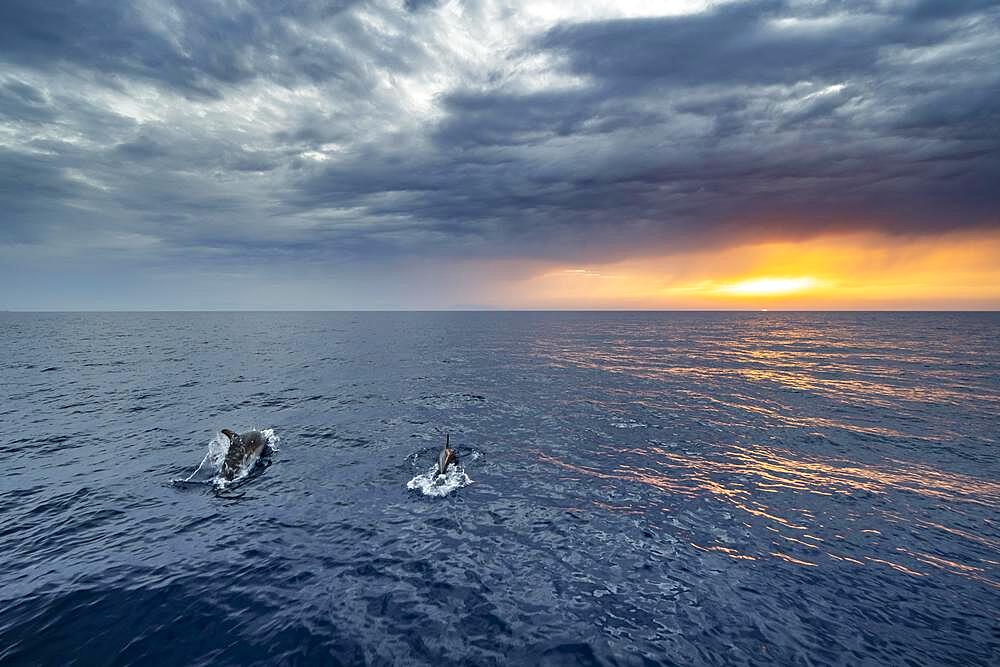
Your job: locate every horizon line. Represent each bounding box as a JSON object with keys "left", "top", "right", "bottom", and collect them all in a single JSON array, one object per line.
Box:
[{"left": 3, "top": 308, "right": 998, "bottom": 314}]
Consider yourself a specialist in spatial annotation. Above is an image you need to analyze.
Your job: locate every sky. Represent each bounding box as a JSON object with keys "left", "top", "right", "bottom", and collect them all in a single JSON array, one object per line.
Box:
[{"left": 1, "top": 0, "right": 998, "bottom": 310}]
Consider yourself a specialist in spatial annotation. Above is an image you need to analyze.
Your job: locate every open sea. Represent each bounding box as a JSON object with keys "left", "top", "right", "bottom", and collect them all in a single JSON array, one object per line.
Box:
[{"left": 1, "top": 311, "right": 998, "bottom": 666}]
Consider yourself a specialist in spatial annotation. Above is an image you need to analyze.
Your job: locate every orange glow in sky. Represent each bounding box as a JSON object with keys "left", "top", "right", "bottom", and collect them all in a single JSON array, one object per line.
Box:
[{"left": 491, "top": 230, "right": 1000, "bottom": 309}]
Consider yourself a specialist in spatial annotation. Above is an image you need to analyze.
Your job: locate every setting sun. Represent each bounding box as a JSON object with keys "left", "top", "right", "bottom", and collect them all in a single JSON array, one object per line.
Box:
[
  {"left": 502, "top": 230, "right": 1000, "bottom": 309},
  {"left": 715, "top": 277, "right": 825, "bottom": 297}
]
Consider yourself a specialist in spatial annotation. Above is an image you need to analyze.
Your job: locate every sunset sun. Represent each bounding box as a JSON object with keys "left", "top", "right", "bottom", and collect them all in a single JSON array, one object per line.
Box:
[{"left": 716, "top": 277, "right": 825, "bottom": 297}]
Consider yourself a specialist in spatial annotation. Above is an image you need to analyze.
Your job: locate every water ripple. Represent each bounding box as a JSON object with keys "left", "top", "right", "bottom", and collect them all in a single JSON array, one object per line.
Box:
[{"left": 0, "top": 312, "right": 997, "bottom": 665}]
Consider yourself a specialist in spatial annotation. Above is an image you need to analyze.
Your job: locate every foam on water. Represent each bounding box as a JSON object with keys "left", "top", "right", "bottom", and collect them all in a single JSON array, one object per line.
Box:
[{"left": 407, "top": 465, "right": 472, "bottom": 497}]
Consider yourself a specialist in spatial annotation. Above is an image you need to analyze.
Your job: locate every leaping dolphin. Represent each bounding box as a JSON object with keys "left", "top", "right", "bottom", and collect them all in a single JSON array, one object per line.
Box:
[
  {"left": 436, "top": 433, "right": 458, "bottom": 477},
  {"left": 220, "top": 429, "right": 270, "bottom": 481}
]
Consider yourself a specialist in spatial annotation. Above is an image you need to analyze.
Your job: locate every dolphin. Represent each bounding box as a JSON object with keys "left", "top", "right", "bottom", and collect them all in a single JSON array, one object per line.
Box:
[
  {"left": 220, "top": 429, "right": 270, "bottom": 481},
  {"left": 436, "top": 433, "right": 458, "bottom": 477}
]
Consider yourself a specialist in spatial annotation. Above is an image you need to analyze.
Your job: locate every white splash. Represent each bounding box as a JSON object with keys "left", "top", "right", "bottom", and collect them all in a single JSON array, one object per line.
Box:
[
  {"left": 407, "top": 465, "right": 472, "bottom": 497},
  {"left": 173, "top": 428, "right": 279, "bottom": 488},
  {"left": 611, "top": 419, "right": 647, "bottom": 429}
]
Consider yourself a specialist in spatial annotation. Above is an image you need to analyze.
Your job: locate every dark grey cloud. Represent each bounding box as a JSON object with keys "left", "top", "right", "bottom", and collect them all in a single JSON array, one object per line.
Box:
[
  {"left": 534, "top": 0, "right": 990, "bottom": 89},
  {"left": 115, "top": 135, "right": 169, "bottom": 160},
  {"left": 0, "top": 0, "right": 998, "bottom": 306},
  {"left": 0, "top": 79, "right": 55, "bottom": 124},
  {"left": 0, "top": 148, "right": 92, "bottom": 235},
  {"left": 297, "top": 0, "right": 1000, "bottom": 260},
  {"left": 0, "top": 0, "right": 395, "bottom": 99},
  {"left": 404, "top": 0, "right": 442, "bottom": 11},
  {"left": 432, "top": 89, "right": 666, "bottom": 148}
]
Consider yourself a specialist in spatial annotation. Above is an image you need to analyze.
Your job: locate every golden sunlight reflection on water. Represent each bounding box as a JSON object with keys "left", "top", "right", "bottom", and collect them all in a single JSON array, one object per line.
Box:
[
  {"left": 525, "top": 314, "right": 1000, "bottom": 591},
  {"left": 538, "top": 444, "right": 1000, "bottom": 588}
]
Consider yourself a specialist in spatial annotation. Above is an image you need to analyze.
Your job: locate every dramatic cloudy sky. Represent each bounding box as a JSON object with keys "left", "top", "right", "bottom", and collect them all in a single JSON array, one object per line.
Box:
[{"left": 1, "top": 0, "right": 998, "bottom": 309}]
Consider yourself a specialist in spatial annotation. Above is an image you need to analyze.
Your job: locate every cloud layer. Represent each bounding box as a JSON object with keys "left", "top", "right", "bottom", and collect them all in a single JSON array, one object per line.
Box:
[{"left": 0, "top": 0, "right": 997, "bottom": 306}]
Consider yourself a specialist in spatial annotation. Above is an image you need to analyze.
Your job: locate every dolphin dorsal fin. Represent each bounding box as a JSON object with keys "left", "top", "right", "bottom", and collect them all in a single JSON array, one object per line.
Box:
[{"left": 445, "top": 432, "right": 449, "bottom": 449}]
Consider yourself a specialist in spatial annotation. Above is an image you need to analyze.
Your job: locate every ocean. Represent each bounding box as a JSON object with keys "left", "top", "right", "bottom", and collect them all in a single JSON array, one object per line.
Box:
[{"left": 1, "top": 311, "right": 997, "bottom": 665}]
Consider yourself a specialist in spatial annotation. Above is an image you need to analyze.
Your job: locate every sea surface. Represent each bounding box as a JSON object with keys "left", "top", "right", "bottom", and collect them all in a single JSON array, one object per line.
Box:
[{"left": 1, "top": 312, "right": 998, "bottom": 666}]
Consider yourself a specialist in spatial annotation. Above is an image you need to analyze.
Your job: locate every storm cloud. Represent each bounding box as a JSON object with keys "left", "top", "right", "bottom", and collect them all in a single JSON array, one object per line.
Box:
[{"left": 0, "top": 0, "right": 997, "bottom": 306}]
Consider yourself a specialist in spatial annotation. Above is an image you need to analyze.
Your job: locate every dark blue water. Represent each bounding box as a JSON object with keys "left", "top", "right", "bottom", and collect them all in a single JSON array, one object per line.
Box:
[{"left": 1, "top": 312, "right": 998, "bottom": 666}]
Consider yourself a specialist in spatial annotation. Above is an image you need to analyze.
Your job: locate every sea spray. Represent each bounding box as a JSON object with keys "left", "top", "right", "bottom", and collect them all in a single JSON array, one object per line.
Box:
[
  {"left": 173, "top": 428, "right": 279, "bottom": 488},
  {"left": 407, "top": 465, "right": 472, "bottom": 497}
]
